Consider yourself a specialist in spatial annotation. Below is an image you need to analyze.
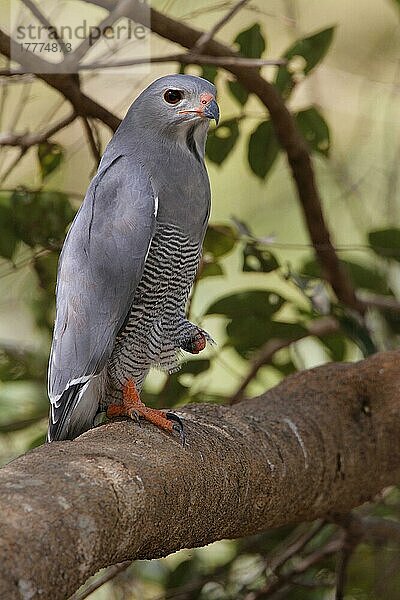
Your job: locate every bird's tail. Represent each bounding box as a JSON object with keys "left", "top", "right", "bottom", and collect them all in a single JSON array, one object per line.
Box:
[{"left": 48, "top": 379, "right": 99, "bottom": 441}]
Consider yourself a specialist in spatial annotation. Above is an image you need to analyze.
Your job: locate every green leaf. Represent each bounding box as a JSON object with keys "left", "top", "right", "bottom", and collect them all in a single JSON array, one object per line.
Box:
[
  {"left": 243, "top": 242, "right": 279, "bottom": 272},
  {"left": 319, "top": 332, "right": 346, "bottom": 361},
  {"left": 248, "top": 120, "right": 280, "bottom": 179},
  {"left": 296, "top": 107, "right": 330, "bottom": 156},
  {"left": 301, "top": 258, "right": 388, "bottom": 293},
  {"left": 0, "top": 193, "right": 17, "bottom": 259},
  {"left": 275, "top": 27, "right": 336, "bottom": 97},
  {"left": 206, "top": 118, "right": 240, "bottom": 165},
  {"left": 37, "top": 142, "right": 64, "bottom": 180},
  {"left": 234, "top": 23, "right": 266, "bottom": 59},
  {"left": 200, "top": 262, "right": 224, "bottom": 279},
  {"left": 12, "top": 189, "right": 75, "bottom": 250},
  {"left": 227, "top": 80, "right": 249, "bottom": 106},
  {"left": 368, "top": 228, "right": 400, "bottom": 262},
  {"left": 180, "top": 359, "right": 210, "bottom": 376},
  {"left": 269, "top": 321, "right": 308, "bottom": 339},
  {"left": 201, "top": 65, "right": 218, "bottom": 84},
  {"left": 206, "top": 290, "right": 285, "bottom": 319},
  {"left": 228, "top": 24, "right": 266, "bottom": 106},
  {"left": 204, "top": 224, "right": 237, "bottom": 258}
]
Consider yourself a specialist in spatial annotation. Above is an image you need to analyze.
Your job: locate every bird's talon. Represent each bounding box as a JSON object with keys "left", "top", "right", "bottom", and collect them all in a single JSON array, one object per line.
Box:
[
  {"left": 129, "top": 410, "right": 141, "bottom": 426},
  {"left": 166, "top": 412, "right": 186, "bottom": 446}
]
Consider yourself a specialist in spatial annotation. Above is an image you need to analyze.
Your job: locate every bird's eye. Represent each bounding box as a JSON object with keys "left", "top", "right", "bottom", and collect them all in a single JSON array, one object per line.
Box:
[{"left": 163, "top": 89, "right": 183, "bottom": 105}]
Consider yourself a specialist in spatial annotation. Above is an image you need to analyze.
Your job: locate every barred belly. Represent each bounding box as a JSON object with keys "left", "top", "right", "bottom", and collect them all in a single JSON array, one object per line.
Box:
[{"left": 105, "top": 222, "right": 201, "bottom": 403}]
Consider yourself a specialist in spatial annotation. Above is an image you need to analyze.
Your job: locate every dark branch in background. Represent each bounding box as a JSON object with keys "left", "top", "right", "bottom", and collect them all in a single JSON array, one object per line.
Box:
[
  {"left": 81, "top": 116, "right": 101, "bottom": 164},
  {"left": 21, "top": 0, "right": 69, "bottom": 54},
  {"left": 191, "top": 0, "right": 250, "bottom": 53},
  {"left": 0, "top": 30, "right": 121, "bottom": 131},
  {"left": 0, "top": 111, "right": 76, "bottom": 148},
  {"left": 1, "top": 351, "right": 400, "bottom": 599}
]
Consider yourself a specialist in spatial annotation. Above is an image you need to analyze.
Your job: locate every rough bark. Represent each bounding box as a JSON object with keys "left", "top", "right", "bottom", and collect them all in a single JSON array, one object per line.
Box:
[{"left": 1, "top": 351, "right": 400, "bottom": 599}]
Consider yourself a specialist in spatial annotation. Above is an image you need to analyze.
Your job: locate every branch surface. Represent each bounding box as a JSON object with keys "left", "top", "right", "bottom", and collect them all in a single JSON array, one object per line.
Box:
[{"left": 1, "top": 351, "right": 400, "bottom": 599}]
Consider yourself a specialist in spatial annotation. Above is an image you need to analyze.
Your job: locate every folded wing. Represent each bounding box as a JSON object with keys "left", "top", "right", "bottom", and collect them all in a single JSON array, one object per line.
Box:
[{"left": 48, "top": 155, "right": 156, "bottom": 440}]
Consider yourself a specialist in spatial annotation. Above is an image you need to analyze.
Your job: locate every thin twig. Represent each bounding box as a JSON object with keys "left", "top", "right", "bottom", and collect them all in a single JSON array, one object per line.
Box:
[
  {"left": 21, "top": 0, "right": 68, "bottom": 54},
  {"left": 81, "top": 116, "right": 101, "bottom": 164},
  {"left": 77, "top": 53, "right": 286, "bottom": 70},
  {"left": 266, "top": 520, "right": 326, "bottom": 573},
  {"left": 64, "top": 0, "right": 134, "bottom": 70},
  {"left": 69, "top": 561, "right": 132, "bottom": 600},
  {"left": 192, "top": 0, "right": 250, "bottom": 53},
  {"left": 0, "top": 111, "right": 77, "bottom": 148}
]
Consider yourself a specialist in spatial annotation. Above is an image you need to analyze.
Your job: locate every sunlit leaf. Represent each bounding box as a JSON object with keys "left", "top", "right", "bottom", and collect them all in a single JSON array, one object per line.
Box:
[
  {"left": 206, "top": 118, "right": 240, "bottom": 165},
  {"left": 37, "top": 142, "right": 64, "bottom": 180},
  {"left": 275, "top": 27, "right": 336, "bottom": 97},
  {"left": 296, "top": 107, "right": 330, "bottom": 156},
  {"left": 248, "top": 120, "right": 280, "bottom": 179}
]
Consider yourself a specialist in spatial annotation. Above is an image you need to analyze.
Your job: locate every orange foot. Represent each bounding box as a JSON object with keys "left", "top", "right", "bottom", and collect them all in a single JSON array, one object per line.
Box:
[{"left": 106, "top": 380, "right": 185, "bottom": 446}]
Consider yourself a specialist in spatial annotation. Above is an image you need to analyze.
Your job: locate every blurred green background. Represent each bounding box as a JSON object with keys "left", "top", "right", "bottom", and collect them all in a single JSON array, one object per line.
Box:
[{"left": 2, "top": 0, "right": 400, "bottom": 598}]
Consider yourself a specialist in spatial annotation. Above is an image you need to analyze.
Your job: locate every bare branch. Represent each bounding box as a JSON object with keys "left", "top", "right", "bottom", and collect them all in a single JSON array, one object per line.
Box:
[
  {"left": 70, "top": 561, "right": 132, "bottom": 600},
  {"left": 1, "top": 351, "right": 400, "bottom": 599},
  {"left": 77, "top": 53, "right": 286, "bottom": 70},
  {"left": 21, "top": 0, "right": 68, "bottom": 54},
  {"left": 0, "top": 111, "right": 76, "bottom": 148},
  {"left": 81, "top": 116, "right": 101, "bottom": 164},
  {"left": 192, "top": 0, "right": 250, "bottom": 53},
  {"left": 0, "top": 29, "right": 121, "bottom": 131}
]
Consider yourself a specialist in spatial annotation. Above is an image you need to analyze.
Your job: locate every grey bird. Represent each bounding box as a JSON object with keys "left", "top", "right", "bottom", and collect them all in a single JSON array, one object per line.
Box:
[{"left": 47, "top": 74, "right": 219, "bottom": 443}]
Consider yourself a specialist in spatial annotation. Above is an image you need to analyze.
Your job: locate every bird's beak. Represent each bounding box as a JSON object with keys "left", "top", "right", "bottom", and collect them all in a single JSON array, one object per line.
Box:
[{"left": 203, "top": 99, "right": 220, "bottom": 125}]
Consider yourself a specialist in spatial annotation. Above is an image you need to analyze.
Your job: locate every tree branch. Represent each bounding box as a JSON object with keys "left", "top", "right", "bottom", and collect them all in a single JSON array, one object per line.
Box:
[
  {"left": 1, "top": 350, "right": 400, "bottom": 599},
  {"left": 0, "top": 111, "right": 76, "bottom": 148},
  {"left": 0, "top": 29, "right": 121, "bottom": 132}
]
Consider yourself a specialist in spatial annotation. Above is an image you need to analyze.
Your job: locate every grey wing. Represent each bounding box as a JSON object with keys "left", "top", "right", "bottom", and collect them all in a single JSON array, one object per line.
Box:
[{"left": 48, "top": 155, "right": 156, "bottom": 438}]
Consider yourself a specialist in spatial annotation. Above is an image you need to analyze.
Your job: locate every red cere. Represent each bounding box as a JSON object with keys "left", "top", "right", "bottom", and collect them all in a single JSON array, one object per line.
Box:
[{"left": 200, "top": 92, "right": 214, "bottom": 105}]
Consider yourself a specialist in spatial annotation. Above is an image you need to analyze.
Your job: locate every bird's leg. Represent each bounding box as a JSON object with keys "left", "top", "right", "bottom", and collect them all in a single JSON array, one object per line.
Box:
[{"left": 106, "top": 380, "right": 185, "bottom": 445}]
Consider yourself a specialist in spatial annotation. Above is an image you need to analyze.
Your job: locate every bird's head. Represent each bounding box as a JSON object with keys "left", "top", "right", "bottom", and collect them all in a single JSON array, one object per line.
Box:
[{"left": 128, "top": 74, "right": 219, "bottom": 135}]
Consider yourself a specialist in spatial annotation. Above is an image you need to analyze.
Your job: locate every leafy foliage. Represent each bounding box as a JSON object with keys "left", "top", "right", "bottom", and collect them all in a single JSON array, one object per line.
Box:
[
  {"left": 37, "top": 142, "right": 64, "bottom": 180},
  {"left": 228, "top": 23, "right": 266, "bottom": 106},
  {"left": 248, "top": 120, "right": 279, "bottom": 179},
  {"left": 206, "top": 118, "right": 240, "bottom": 165},
  {"left": 296, "top": 107, "right": 331, "bottom": 156},
  {"left": 275, "top": 27, "right": 336, "bottom": 97}
]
